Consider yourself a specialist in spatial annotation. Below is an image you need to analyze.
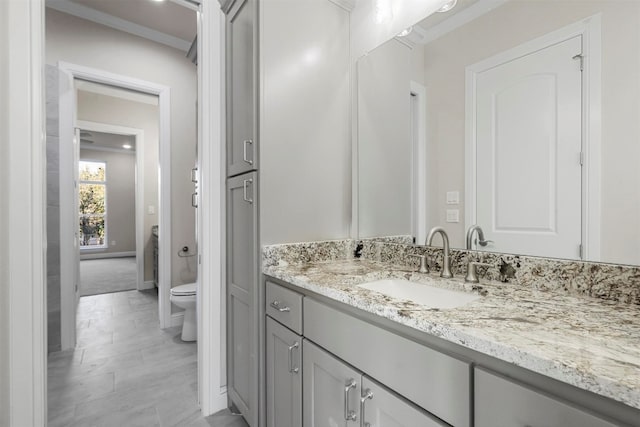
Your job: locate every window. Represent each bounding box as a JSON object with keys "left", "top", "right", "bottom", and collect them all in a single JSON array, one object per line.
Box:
[{"left": 79, "top": 160, "right": 107, "bottom": 249}]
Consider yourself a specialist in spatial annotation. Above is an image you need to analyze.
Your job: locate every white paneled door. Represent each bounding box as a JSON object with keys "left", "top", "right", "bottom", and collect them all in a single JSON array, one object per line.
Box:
[{"left": 474, "top": 35, "right": 583, "bottom": 259}]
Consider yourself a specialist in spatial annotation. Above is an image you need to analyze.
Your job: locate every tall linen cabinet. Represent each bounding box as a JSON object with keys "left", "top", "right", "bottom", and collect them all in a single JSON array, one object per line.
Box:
[{"left": 220, "top": 0, "right": 351, "bottom": 425}]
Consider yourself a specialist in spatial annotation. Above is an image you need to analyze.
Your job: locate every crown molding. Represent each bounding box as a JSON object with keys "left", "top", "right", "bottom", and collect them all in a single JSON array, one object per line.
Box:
[
  {"left": 80, "top": 144, "right": 136, "bottom": 154},
  {"left": 46, "top": 0, "right": 192, "bottom": 52},
  {"left": 418, "top": 0, "right": 510, "bottom": 45},
  {"left": 327, "top": 0, "right": 356, "bottom": 12}
]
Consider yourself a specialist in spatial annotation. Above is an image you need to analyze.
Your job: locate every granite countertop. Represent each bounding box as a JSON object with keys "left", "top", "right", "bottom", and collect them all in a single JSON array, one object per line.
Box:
[{"left": 263, "top": 258, "right": 640, "bottom": 410}]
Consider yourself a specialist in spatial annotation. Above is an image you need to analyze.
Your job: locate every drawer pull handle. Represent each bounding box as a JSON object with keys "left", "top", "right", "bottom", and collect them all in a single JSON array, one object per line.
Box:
[
  {"left": 243, "top": 179, "right": 253, "bottom": 204},
  {"left": 360, "top": 389, "right": 373, "bottom": 427},
  {"left": 344, "top": 379, "right": 357, "bottom": 421},
  {"left": 269, "top": 300, "right": 290, "bottom": 312},
  {"left": 243, "top": 139, "right": 253, "bottom": 165},
  {"left": 287, "top": 341, "right": 299, "bottom": 374}
]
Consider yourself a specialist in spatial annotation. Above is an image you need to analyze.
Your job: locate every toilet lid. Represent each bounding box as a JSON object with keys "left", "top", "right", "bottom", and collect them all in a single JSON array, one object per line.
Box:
[{"left": 171, "top": 283, "right": 196, "bottom": 296}]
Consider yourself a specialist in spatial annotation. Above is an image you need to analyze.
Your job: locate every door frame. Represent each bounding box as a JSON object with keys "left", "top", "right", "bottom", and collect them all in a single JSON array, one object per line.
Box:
[
  {"left": 58, "top": 61, "right": 173, "bottom": 348},
  {"left": 464, "top": 15, "right": 601, "bottom": 259},
  {"left": 6, "top": 1, "right": 229, "bottom": 422},
  {"left": 76, "top": 120, "right": 147, "bottom": 292}
]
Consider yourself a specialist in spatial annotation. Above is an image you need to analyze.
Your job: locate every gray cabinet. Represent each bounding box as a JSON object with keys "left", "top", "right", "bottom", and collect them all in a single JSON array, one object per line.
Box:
[
  {"left": 225, "top": 0, "right": 257, "bottom": 177},
  {"left": 226, "top": 172, "right": 258, "bottom": 426},
  {"left": 303, "top": 339, "right": 444, "bottom": 427},
  {"left": 475, "top": 368, "right": 620, "bottom": 427},
  {"left": 303, "top": 340, "right": 361, "bottom": 427},
  {"left": 361, "top": 377, "right": 447, "bottom": 427},
  {"left": 265, "top": 317, "right": 302, "bottom": 427}
]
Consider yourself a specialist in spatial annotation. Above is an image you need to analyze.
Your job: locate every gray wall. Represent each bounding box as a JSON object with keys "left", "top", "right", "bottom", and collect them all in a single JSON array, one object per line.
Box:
[
  {"left": 357, "top": 39, "right": 412, "bottom": 238},
  {"left": 80, "top": 146, "right": 136, "bottom": 255},
  {"left": 260, "top": 0, "right": 351, "bottom": 244},
  {"left": 0, "top": 0, "right": 10, "bottom": 421},
  {"left": 46, "top": 64, "right": 62, "bottom": 353}
]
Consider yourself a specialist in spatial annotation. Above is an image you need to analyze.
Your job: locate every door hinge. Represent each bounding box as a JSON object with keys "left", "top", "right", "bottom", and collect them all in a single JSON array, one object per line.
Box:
[
  {"left": 579, "top": 243, "right": 583, "bottom": 259},
  {"left": 579, "top": 151, "right": 584, "bottom": 166},
  {"left": 572, "top": 54, "right": 584, "bottom": 71}
]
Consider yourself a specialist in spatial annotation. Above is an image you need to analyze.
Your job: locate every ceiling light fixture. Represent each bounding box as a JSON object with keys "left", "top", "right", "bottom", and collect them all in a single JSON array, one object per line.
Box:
[
  {"left": 397, "top": 26, "right": 413, "bottom": 37},
  {"left": 436, "top": 0, "right": 458, "bottom": 13},
  {"left": 123, "top": 144, "right": 132, "bottom": 149}
]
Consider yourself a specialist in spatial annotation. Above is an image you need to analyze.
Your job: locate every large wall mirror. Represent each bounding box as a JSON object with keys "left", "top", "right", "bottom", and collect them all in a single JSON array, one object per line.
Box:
[{"left": 356, "top": 0, "right": 640, "bottom": 266}]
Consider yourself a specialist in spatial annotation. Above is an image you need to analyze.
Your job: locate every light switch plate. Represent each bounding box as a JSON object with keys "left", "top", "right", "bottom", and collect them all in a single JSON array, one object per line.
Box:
[
  {"left": 148, "top": 205, "right": 155, "bottom": 215},
  {"left": 446, "top": 191, "right": 460, "bottom": 205},
  {"left": 446, "top": 209, "right": 460, "bottom": 223}
]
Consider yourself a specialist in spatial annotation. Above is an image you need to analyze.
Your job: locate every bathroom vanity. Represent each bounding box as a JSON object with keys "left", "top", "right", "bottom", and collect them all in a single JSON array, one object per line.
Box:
[{"left": 262, "top": 241, "right": 640, "bottom": 427}]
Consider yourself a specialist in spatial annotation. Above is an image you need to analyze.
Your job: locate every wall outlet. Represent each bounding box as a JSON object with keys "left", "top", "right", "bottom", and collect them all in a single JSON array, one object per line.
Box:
[
  {"left": 148, "top": 205, "right": 155, "bottom": 215},
  {"left": 111, "top": 241, "right": 116, "bottom": 246},
  {"left": 446, "top": 209, "right": 460, "bottom": 223}
]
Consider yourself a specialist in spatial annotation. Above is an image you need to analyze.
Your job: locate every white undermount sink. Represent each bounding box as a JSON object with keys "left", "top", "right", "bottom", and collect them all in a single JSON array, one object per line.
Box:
[{"left": 357, "top": 279, "right": 481, "bottom": 309}]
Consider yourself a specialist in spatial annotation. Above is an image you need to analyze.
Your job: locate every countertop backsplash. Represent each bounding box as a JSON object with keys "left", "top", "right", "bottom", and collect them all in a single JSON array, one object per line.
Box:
[{"left": 263, "top": 237, "right": 640, "bottom": 305}]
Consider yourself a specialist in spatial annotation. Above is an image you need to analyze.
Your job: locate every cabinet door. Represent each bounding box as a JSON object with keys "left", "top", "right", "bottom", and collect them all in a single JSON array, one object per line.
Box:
[
  {"left": 226, "top": 0, "right": 257, "bottom": 177},
  {"left": 227, "top": 172, "right": 258, "bottom": 425},
  {"left": 360, "top": 377, "right": 447, "bottom": 427},
  {"left": 475, "top": 368, "right": 619, "bottom": 427},
  {"left": 303, "top": 340, "right": 361, "bottom": 427},
  {"left": 266, "top": 317, "right": 302, "bottom": 427}
]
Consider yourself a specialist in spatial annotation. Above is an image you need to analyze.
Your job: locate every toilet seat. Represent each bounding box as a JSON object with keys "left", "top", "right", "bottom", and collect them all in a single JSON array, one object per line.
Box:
[{"left": 171, "top": 282, "right": 196, "bottom": 296}]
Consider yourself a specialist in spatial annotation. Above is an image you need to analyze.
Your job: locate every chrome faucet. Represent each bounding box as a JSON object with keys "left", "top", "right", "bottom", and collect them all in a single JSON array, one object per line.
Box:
[
  {"left": 425, "top": 227, "right": 453, "bottom": 278},
  {"left": 465, "top": 224, "right": 492, "bottom": 250}
]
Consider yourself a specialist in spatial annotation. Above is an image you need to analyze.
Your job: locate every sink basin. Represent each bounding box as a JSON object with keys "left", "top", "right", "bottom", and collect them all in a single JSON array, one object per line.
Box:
[{"left": 357, "top": 279, "right": 481, "bottom": 309}]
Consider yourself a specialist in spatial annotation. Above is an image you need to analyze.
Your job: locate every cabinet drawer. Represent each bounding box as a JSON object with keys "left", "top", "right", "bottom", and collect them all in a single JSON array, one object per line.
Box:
[
  {"left": 304, "top": 298, "right": 471, "bottom": 427},
  {"left": 266, "top": 281, "right": 303, "bottom": 334},
  {"left": 475, "top": 368, "right": 619, "bottom": 427}
]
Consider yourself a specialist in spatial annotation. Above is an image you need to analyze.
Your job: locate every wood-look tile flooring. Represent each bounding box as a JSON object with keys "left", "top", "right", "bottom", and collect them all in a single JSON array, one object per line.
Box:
[{"left": 48, "top": 289, "right": 248, "bottom": 427}]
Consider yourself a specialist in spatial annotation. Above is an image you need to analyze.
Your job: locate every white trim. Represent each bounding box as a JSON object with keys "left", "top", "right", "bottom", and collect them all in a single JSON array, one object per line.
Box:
[
  {"left": 418, "top": 0, "right": 511, "bottom": 45},
  {"left": 169, "top": 0, "right": 201, "bottom": 13},
  {"left": 197, "top": 0, "right": 228, "bottom": 416},
  {"left": 464, "top": 16, "right": 602, "bottom": 258},
  {"left": 410, "top": 81, "right": 428, "bottom": 245},
  {"left": 77, "top": 120, "right": 146, "bottom": 292},
  {"left": 80, "top": 145, "right": 137, "bottom": 154},
  {"left": 80, "top": 251, "right": 136, "bottom": 260},
  {"left": 58, "top": 62, "right": 172, "bottom": 351},
  {"left": 46, "top": 0, "right": 192, "bottom": 52},
  {"left": 6, "top": 0, "right": 47, "bottom": 424}
]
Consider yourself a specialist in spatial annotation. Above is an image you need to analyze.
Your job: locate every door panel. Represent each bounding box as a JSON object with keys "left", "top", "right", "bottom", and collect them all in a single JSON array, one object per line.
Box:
[
  {"left": 226, "top": 0, "right": 257, "bottom": 177},
  {"left": 266, "top": 317, "right": 302, "bottom": 427},
  {"left": 303, "top": 340, "right": 360, "bottom": 427},
  {"left": 474, "top": 35, "right": 583, "bottom": 259},
  {"left": 226, "top": 172, "right": 258, "bottom": 424},
  {"left": 361, "top": 377, "right": 447, "bottom": 427}
]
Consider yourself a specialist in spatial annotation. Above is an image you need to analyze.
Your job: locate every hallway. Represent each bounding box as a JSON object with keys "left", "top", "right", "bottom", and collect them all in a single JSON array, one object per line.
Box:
[{"left": 47, "top": 289, "right": 247, "bottom": 427}]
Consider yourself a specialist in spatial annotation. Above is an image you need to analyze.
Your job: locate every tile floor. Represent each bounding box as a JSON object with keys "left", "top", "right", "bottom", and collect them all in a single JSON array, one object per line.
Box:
[{"left": 48, "top": 288, "right": 248, "bottom": 427}]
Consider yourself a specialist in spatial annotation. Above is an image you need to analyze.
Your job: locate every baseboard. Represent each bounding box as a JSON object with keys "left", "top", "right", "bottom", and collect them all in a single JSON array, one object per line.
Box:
[
  {"left": 139, "top": 280, "right": 155, "bottom": 290},
  {"left": 170, "top": 312, "right": 184, "bottom": 327},
  {"left": 80, "top": 251, "right": 135, "bottom": 260}
]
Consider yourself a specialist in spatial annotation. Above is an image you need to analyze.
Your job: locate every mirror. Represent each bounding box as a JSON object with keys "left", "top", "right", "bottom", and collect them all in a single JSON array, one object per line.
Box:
[{"left": 356, "top": 0, "right": 640, "bottom": 266}]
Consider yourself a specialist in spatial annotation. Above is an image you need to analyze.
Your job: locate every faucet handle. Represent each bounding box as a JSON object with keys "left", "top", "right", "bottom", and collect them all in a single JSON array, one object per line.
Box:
[
  {"left": 465, "top": 261, "right": 491, "bottom": 283},
  {"left": 408, "top": 254, "right": 430, "bottom": 274}
]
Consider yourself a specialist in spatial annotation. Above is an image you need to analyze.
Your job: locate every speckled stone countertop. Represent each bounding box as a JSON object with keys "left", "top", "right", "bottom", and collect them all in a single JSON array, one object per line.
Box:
[{"left": 263, "top": 258, "right": 640, "bottom": 410}]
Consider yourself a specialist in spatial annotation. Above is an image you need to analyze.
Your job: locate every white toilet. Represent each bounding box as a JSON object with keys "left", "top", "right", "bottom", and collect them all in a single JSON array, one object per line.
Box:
[{"left": 170, "top": 283, "right": 197, "bottom": 342}]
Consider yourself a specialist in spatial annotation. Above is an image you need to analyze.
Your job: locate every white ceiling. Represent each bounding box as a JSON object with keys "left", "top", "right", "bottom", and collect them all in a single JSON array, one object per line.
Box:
[{"left": 47, "top": 0, "right": 197, "bottom": 51}]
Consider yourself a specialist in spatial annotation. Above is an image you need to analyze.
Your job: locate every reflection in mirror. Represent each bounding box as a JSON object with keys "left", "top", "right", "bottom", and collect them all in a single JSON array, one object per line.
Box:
[{"left": 356, "top": 0, "right": 640, "bottom": 266}]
